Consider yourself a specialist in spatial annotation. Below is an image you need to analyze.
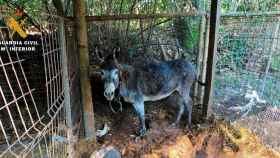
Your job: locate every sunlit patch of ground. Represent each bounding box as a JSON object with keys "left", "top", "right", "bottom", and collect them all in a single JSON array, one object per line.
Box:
[
  {"left": 141, "top": 122, "right": 280, "bottom": 158},
  {"left": 85, "top": 102, "right": 280, "bottom": 158},
  {"left": 218, "top": 123, "right": 280, "bottom": 158},
  {"left": 234, "top": 107, "right": 280, "bottom": 152}
]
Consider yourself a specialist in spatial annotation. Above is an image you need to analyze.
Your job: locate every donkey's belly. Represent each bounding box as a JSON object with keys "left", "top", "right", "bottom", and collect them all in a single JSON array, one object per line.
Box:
[
  {"left": 143, "top": 89, "right": 176, "bottom": 101},
  {"left": 141, "top": 77, "right": 179, "bottom": 102}
]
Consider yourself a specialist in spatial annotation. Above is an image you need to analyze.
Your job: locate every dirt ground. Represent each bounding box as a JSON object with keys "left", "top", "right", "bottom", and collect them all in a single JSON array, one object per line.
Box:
[
  {"left": 234, "top": 107, "right": 280, "bottom": 152},
  {"left": 91, "top": 100, "right": 185, "bottom": 157},
  {"left": 76, "top": 99, "right": 280, "bottom": 158}
]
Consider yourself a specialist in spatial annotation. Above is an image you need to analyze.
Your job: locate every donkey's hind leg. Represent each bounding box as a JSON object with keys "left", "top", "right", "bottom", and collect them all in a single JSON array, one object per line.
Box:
[
  {"left": 173, "top": 95, "right": 185, "bottom": 126},
  {"left": 185, "top": 96, "right": 193, "bottom": 127},
  {"left": 178, "top": 88, "right": 193, "bottom": 128}
]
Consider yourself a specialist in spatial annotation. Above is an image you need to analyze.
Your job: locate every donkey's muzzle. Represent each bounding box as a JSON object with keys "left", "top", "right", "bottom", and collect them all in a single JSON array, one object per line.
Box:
[{"left": 104, "top": 91, "right": 114, "bottom": 101}]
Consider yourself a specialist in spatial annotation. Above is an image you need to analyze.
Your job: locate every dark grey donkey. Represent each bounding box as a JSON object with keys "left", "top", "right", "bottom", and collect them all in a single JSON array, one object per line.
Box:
[{"left": 96, "top": 49, "right": 201, "bottom": 136}]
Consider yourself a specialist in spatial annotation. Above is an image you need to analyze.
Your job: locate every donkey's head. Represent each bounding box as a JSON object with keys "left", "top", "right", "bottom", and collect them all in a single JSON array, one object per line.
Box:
[{"left": 95, "top": 48, "right": 122, "bottom": 101}]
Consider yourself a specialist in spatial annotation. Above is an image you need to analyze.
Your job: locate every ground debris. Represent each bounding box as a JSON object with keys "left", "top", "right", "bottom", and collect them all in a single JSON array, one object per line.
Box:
[
  {"left": 141, "top": 121, "right": 280, "bottom": 158},
  {"left": 94, "top": 120, "right": 280, "bottom": 157},
  {"left": 90, "top": 103, "right": 280, "bottom": 158},
  {"left": 90, "top": 146, "right": 121, "bottom": 158}
]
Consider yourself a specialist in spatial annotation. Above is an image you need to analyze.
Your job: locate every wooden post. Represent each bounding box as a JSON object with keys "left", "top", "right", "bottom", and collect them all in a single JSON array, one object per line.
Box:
[
  {"left": 202, "top": 0, "right": 221, "bottom": 118},
  {"left": 195, "top": 0, "right": 207, "bottom": 106},
  {"left": 199, "top": 17, "right": 209, "bottom": 110},
  {"left": 59, "top": 18, "right": 72, "bottom": 132},
  {"left": 197, "top": 0, "right": 211, "bottom": 106},
  {"left": 74, "top": 0, "right": 96, "bottom": 141},
  {"left": 59, "top": 18, "right": 77, "bottom": 158}
]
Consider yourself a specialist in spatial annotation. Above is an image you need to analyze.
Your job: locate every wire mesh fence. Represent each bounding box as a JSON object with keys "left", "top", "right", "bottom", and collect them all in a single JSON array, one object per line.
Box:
[
  {"left": 1, "top": 0, "right": 279, "bottom": 156},
  {"left": 214, "top": 15, "right": 280, "bottom": 120},
  {"left": 0, "top": 13, "right": 77, "bottom": 158},
  {"left": 214, "top": 15, "right": 280, "bottom": 150},
  {"left": 88, "top": 17, "right": 197, "bottom": 63}
]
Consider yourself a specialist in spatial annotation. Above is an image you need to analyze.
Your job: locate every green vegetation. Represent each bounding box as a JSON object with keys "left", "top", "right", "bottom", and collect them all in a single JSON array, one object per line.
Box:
[
  {"left": 3, "top": 0, "right": 45, "bottom": 17},
  {"left": 221, "top": 0, "right": 280, "bottom": 13}
]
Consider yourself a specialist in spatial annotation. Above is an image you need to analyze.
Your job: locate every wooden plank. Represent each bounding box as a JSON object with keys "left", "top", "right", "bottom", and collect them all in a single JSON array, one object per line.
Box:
[
  {"left": 199, "top": 18, "right": 209, "bottom": 110},
  {"left": 84, "top": 12, "right": 208, "bottom": 21},
  {"left": 65, "top": 11, "right": 280, "bottom": 23},
  {"left": 74, "top": 0, "right": 96, "bottom": 141},
  {"left": 202, "top": 0, "right": 221, "bottom": 118},
  {"left": 222, "top": 11, "right": 280, "bottom": 18}
]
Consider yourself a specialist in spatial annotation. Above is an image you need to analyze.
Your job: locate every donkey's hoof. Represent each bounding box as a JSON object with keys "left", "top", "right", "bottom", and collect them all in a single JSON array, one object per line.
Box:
[
  {"left": 185, "top": 124, "right": 193, "bottom": 132},
  {"left": 138, "top": 128, "right": 147, "bottom": 137},
  {"left": 171, "top": 122, "right": 179, "bottom": 128}
]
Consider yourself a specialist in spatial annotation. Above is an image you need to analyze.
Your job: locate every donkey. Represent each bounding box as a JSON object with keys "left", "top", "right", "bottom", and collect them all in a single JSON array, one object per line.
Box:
[{"left": 95, "top": 49, "right": 200, "bottom": 136}]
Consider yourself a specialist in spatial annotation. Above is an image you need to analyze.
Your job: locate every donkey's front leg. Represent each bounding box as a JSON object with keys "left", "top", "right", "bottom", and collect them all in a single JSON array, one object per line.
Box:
[{"left": 132, "top": 99, "right": 146, "bottom": 136}]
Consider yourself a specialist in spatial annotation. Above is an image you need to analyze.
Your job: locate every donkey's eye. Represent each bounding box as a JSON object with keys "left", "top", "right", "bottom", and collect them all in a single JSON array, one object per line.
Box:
[
  {"left": 111, "top": 69, "right": 119, "bottom": 79},
  {"left": 113, "top": 69, "right": 118, "bottom": 75},
  {"left": 100, "top": 70, "right": 105, "bottom": 77}
]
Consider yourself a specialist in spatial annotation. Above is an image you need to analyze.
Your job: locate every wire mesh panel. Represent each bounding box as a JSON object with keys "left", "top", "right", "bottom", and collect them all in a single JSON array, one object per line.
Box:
[
  {"left": 214, "top": 15, "right": 280, "bottom": 150},
  {"left": 0, "top": 14, "right": 74, "bottom": 157},
  {"left": 214, "top": 15, "right": 280, "bottom": 120},
  {"left": 40, "top": 15, "right": 68, "bottom": 158}
]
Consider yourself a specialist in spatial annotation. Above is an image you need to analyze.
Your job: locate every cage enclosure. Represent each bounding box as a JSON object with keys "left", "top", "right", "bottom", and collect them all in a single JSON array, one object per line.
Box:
[{"left": 0, "top": 0, "right": 280, "bottom": 158}]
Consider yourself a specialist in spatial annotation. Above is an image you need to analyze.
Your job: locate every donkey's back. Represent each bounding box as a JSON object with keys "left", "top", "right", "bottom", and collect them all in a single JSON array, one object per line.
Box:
[{"left": 135, "top": 59, "right": 196, "bottom": 100}]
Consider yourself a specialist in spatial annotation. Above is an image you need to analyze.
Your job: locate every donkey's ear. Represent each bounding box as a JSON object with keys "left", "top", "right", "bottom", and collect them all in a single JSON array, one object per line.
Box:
[
  {"left": 113, "top": 47, "right": 120, "bottom": 52},
  {"left": 117, "top": 47, "right": 120, "bottom": 53},
  {"left": 113, "top": 47, "right": 121, "bottom": 58}
]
